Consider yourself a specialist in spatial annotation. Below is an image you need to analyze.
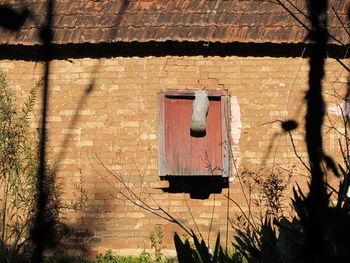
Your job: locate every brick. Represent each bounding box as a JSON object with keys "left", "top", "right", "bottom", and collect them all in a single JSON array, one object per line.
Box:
[
  {"left": 80, "top": 141, "right": 94, "bottom": 146},
  {"left": 120, "top": 122, "right": 139, "bottom": 128},
  {"left": 105, "top": 66, "right": 125, "bottom": 72},
  {"left": 47, "top": 116, "right": 62, "bottom": 121},
  {"left": 77, "top": 110, "right": 93, "bottom": 115},
  {"left": 150, "top": 180, "right": 169, "bottom": 188},
  {"left": 61, "top": 128, "right": 81, "bottom": 135},
  {"left": 125, "top": 212, "right": 146, "bottom": 219},
  {"left": 146, "top": 58, "right": 168, "bottom": 64},
  {"left": 3, "top": 55, "right": 347, "bottom": 256}
]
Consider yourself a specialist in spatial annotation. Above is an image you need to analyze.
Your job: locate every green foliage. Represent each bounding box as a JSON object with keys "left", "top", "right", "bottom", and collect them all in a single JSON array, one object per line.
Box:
[
  {"left": 0, "top": 70, "right": 43, "bottom": 261},
  {"left": 95, "top": 249, "right": 156, "bottom": 263},
  {"left": 150, "top": 230, "right": 163, "bottom": 262},
  {"left": 174, "top": 232, "right": 245, "bottom": 263},
  {"left": 44, "top": 252, "right": 91, "bottom": 263},
  {"left": 43, "top": 249, "right": 177, "bottom": 263},
  {"left": 0, "top": 71, "right": 83, "bottom": 262}
]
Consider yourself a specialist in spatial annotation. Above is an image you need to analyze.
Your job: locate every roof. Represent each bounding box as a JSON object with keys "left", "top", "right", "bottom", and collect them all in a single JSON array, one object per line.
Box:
[{"left": 0, "top": 0, "right": 349, "bottom": 46}]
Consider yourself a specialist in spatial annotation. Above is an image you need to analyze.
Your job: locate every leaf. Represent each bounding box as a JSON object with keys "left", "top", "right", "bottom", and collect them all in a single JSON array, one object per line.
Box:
[
  {"left": 291, "top": 185, "right": 307, "bottom": 223},
  {"left": 212, "top": 233, "right": 220, "bottom": 262},
  {"left": 324, "top": 155, "right": 339, "bottom": 177},
  {"left": 191, "top": 231, "right": 211, "bottom": 263},
  {"left": 174, "top": 233, "right": 195, "bottom": 263}
]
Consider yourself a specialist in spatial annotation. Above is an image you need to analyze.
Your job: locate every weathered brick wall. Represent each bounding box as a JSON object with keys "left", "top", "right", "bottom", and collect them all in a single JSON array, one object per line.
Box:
[{"left": 0, "top": 55, "right": 348, "bottom": 256}]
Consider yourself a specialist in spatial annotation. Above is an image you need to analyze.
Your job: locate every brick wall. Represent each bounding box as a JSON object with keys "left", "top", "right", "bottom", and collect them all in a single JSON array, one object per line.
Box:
[{"left": 0, "top": 54, "right": 348, "bottom": 256}]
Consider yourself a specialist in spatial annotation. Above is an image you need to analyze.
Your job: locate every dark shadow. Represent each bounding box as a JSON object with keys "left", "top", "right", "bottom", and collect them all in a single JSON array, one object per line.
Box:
[
  {"left": 161, "top": 176, "right": 229, "bottom": 199},
  {"left": 53, "top": 65, "right": 97, "bottom": 171},
  {"left": 61, "top": 228, "right": 94, "bottom": 255},
  {"left": 47, "top": 1, "right": 131, "bottom": 257},
  {"left": 0, "top": 5, "right": 30, "bottom": 31},
  {"left": 303, "top": 0, "right": 331, "bottom": 261},
  {"left": 166, "top": 95, "right": 194, "bottom": 100},
  {"left": 261, "top": 120, "right": 299, "bottom": 166},
  {"left": 190, "top": 130, "right": 206, "bottom": 137},
  {"left": 31, "top": 1, "right": 54, "bottom": 262},
  {"left": 60, "top": 204, "right": 107, "bottom": 258},
  {"left": 1, "top": 42, "right": 350, "bottom": 62},
  {"left": 47, "top": 70, "right": 98, "bottom": 258},
  {"left": 0, "top": 3, "right": 55, "bottom": 263}
]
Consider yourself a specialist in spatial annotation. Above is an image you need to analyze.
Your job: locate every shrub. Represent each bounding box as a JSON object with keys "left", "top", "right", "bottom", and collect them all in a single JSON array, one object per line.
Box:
[{"left": 0, "top": 71, "right": 63, "bottom": 262}]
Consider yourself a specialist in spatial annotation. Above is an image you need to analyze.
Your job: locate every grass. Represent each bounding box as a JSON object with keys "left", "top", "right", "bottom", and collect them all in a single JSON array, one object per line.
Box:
[{"left": 43, "top": 249, "right": 177, "bottom": 263}]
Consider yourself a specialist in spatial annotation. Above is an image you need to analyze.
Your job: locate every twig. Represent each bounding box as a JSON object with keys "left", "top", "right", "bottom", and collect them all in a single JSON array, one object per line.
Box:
[
  {"left": 331, "top": 5, "right": 350, "bottom": 39},
  {"left": 224, "top": 194, "right": 259, "bottom": 233},
  {"left": 184, "top": 197, "right": 203, "bottom": 240},
  {"left": 90, "top": 153, "right": 194, "bottom": 237},
  {"left": 287, "top": 131, "right": 311, "bottom": 172},
  {"left": 207, "top": 194, "right": 216, "bottom": 246}
]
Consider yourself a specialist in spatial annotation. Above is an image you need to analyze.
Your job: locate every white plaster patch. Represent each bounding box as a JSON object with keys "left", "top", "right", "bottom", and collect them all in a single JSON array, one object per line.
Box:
[
  {"left": 327, "top": 105, "right": 345, "bottom": 116},
  {"left": 230, "top": 96, "right": 241, "bottom": 179}
]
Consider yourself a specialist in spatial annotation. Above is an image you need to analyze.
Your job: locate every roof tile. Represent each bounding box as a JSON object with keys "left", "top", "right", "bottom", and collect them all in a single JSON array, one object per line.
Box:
[
  {"left": 0, "top": 0, "right": 348, "bottom": 45},
  {"left": 64, "top": 28, "right": 75, "bottom": 43},
  {"left": 1, "top": 30, "right": 10, "bottom": 44}
]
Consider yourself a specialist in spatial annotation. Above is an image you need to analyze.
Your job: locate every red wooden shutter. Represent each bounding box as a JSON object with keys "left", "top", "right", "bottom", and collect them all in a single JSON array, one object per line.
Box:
[{"left": 158, "top": 90, "right": 229, "bottom": 177}]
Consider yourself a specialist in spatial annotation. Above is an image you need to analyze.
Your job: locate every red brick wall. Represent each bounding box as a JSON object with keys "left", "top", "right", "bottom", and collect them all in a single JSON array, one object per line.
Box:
[{"left": 0, "top": 55, "right": 347, "bottom": 256}]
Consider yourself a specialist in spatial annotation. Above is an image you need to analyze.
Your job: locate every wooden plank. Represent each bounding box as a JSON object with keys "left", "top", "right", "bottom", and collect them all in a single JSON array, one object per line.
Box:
[
  {"left": 221, "top": 93, "right": 230, "bottom": 177},
  {"left": 165, "top": 96, "right": 176, "bottom": 175},
  {"left": 189, "top": 98, "right": 222, "bottom": 176},
  {"left": 157, "top": 92, "right": 166, "bottom": 176},
  {"left": 207, "top": 99, "right": 222, "bottom": 175},
  {"left": 175, "top": 98, "right": 192, "bottom": 175},
  {"left": 190, "top": 115, "right": 205, "bottom": 174}
]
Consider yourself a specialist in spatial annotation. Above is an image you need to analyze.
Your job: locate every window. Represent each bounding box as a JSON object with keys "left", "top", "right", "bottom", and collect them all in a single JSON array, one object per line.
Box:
[{"left": 157, "top": 89, "right": 230, "bottom": 177}]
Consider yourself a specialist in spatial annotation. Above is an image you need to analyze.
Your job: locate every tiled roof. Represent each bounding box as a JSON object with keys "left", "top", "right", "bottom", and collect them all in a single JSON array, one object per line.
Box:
[{"left": 0, "top": 0, "right": 349, "bottom": 45}]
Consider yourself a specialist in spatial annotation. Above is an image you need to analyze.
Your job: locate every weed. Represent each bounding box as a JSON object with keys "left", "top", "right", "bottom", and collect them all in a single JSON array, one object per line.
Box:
[
  {"left": 150, "top": 230, "right": 163, "bottom": 262},
  {"left": 95, "top": 249, "right": 155, "bottom": 263}
]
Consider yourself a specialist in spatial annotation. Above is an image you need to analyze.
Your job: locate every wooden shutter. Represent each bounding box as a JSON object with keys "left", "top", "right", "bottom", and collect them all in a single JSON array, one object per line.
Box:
[{"left": 158, "top": 90, "right": 229, "bottom": 177}]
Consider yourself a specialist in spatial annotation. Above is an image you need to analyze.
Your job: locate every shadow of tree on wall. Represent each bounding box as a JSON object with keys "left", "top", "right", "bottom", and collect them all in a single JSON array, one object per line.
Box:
[
  {"left": 2, "top": 0, "right": 350, "bottom": 262},
  {"left": 0, "top": 1, "right": 101, "bottom": 261},
  {"left": 0, "top": 3, "right": 55, "bottom": 263},
  {"left": 62, "top": 0, "right": 133, "bottom": 256},
  {"left": 293, "top": 0, "right": 350, "bottom": 261}
]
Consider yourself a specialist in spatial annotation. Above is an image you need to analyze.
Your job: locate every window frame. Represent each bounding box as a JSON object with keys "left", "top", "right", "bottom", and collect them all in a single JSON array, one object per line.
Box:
[{"left": 157, "top": 89, "right": 230, "bottom": 177}]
